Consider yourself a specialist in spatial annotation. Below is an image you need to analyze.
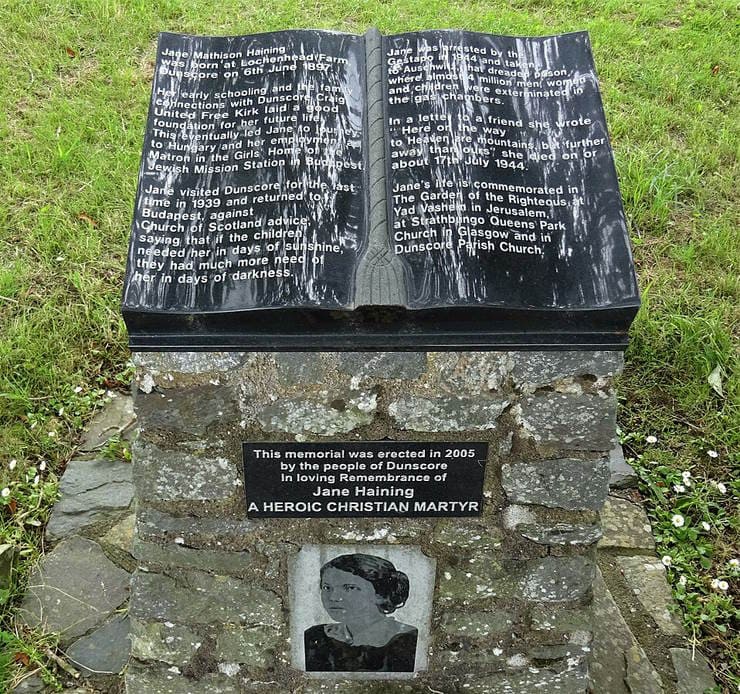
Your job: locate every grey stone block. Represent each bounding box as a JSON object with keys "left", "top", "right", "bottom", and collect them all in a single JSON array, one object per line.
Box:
[
  {"left": 19, "top": 537, "right": 129, "bottom": 643},
  {"left": 130, "top": 570, "right": 282, "bottom": 627},
  {"left": 338, "top": 352, "right": 426, "bottom": 379},
  {"left": 432, "top": 521, "right": 503, "bottom": 552},
  {"left": 130, "top": 618, "right": 201, "bottom": 666},
  {"left": 518, "top": 557, "right": 594, "bottom": 603},
  {"left": 216, "top": 625, "right": 281, "bottom": 668},
  {"left": 463, "top": 658, "right": 589, "bottom": 693},
  {"left": 518, "top": 522, "right": 602, "bottom": 547},
  {"left": 272, "top": 353, "right": 326, "bottom": 384},
  {"left": 133, "top": 537, "right": 253, "bottom": 575},
  {"left": 440, "top": 611, "right": 515, "bottom": 639},
  {"left": 101, "top": 513, "right": 136, "bottom": 555},
  {"left": 46, "top": 458, "right": 133, "bottom": 542},
  {"left": 125, "top": 668, "right": 240, "bottom": 694},
  {"left": 517, "top": 392, "right": 617, "bottom": 450},
  {"left": 80, "top": 394, "right": 137, "bottom": 451},
  {"left": 132, "top": 440, "right": 239, "bottom": 503},
  {"left": 135, "top": 384, "right": 238, "bottom": 434},
  {"left": 133, "top": 352, "right": 247, "bottom": 374},
  {"left": 598, "top": 497, "right": 655, "bottom": 550},
  {"left": 670, "top": 648, "right": 716, "bottom": 694},
  {"left": 512, "top": 351, "right": 623, "bottom": 390},
  {"left": 501, "top": 457, "right": 610, "bottom": 511},
  {"left": 136, "top": 507, "right": 257, "bottom": 551},
  {"left": 257, "top": 390, "right": 376, "bottom": 436},
  {"left": 609, "top": 444, "right": 637, "bottom": 488},
  {"left": 66, "top": 615, "right": 130, "bottom": 675},
  {"left": 625, "top": 643, "right": 665, "bottom": 693},
  {"left": 389, "top": 395, "right": 508, "bottom": 432},
  {"left": 617, "top": 556, "right": 684, "bottom": 636},
  {"left": 432, "top": 352, "right": 513, "bottom": 392}
]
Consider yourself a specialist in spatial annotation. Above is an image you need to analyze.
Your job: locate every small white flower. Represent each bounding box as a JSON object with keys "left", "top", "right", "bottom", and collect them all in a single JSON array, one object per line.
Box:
[
  {"left": 58, "top": 407, "right": 64, "bottom": 416},
  {"left": 673, "top": 484, "right": 686, "bottom": 493},
  {"left": 671, "top": 514, "right": 685, "bottom": 528},
  {"left": 39, "top": 461, "right": 46, "bottom": 471},
  {"left": 728, "top": 559, "right": 739, "bottom": 569},
  {"left": 717, "top": 482, "right": 727, "bottom": 494},
  {"left": 682, "top": 470, "right": 692, "bottom": 480},
  {"left": 661, "top": 555, "right": 672, "bottom": 567},
  {"left": 73, "top": 386, "right": 83, "bottom": 393},
  {"left": 9, "top": 459, "right": 16, "bottom": 470},
  {"left": 1, "top": 487, "right": 10, "bottom": 498},
  {"left": 707, "top": 450, "right": 719, "bottom": 458},
  {"left": 47, "top": 431, "right": 56, "bottom": 438},
  {"left": 711, "top": 579, "right": 729, "bottom": 592},
  {"left": 678, "top": 575, "right": 687, "bottom": 586},
  {"left": 646, "top": 435, "right": 658, "bottom": 444},
  {"left": 33, "top": 475, "right": 39, "bottom": 486},
  {"left": 701, "top": 521, "right": 711, "bottom": 531}
]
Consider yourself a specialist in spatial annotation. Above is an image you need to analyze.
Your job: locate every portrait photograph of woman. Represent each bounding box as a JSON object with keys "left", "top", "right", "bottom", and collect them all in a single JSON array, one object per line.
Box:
[{"left": 291, "top": 545, "right": 434, "bottom": 677}]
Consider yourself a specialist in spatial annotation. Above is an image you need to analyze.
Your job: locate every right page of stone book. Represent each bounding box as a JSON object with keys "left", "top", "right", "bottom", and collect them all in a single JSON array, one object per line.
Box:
[{"left": 383, "top": 30, "right": 640, "bottom": 310}]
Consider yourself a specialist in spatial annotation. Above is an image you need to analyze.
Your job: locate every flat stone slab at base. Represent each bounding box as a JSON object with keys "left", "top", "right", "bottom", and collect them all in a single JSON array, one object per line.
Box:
[
  {"left": 598, "top": 496, "right": 655, "bottom": 550},
  {"left": 19, "top": 536, "right": 129, "bottom": 643},
  {"left": 670, "top": 648, "right": 717, "bottom": 694},
  {"left": 80, "top": 394, "right": 136, "bottom": 451},
  {"left": 588, "top": 569, "right": 663, "bottom": 693},
  {"left": 45, "top": 458, "right": 133, "bottom": 542},
  {"left": 66, "top": 615, "right": 131, "bottom": 675},
  {"left": 617, "top": 556, "right": 685, "bottom": 636}
]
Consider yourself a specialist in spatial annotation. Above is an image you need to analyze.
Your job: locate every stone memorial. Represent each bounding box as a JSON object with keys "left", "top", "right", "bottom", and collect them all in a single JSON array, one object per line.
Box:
[{"left": 122, "top": 28, "right": 639, "bottom": 692}]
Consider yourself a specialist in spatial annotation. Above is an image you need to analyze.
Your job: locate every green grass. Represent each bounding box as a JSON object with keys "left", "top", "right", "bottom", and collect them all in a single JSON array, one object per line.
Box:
[{"left": 0, "top": 0, "right": 738, "bottom": 689}]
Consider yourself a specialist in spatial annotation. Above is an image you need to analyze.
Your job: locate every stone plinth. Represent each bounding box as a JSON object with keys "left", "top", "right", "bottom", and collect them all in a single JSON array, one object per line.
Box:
[{"left": 126, "top": 350, "right": 621, "bottom": 692}]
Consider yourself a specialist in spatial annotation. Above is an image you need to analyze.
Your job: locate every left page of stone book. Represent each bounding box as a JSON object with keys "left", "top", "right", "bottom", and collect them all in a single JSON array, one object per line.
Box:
[{"left": 122, "top": 30, "right": 367, "bottom": 324}]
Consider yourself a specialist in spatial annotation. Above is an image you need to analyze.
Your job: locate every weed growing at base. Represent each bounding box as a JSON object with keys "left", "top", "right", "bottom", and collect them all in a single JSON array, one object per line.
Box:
[{"left": 1, "top": 0, "right": 737, "bottom": 689}]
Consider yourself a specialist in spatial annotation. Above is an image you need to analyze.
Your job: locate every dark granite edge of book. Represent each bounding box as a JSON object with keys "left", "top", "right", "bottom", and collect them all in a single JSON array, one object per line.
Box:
[{"left": 123, "top": 304, "right": 637, "bottom": 352}]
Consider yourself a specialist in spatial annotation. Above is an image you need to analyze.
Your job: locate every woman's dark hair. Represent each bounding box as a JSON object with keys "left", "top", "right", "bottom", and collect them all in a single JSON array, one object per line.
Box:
[{"left": 320, "top": 553, "right": 410, "bottom": 614}]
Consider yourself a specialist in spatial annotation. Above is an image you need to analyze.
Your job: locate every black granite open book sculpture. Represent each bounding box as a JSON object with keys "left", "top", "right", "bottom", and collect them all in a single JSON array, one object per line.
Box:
[{"left": 122, "top": 28, "right": 639, "bottom": 350}]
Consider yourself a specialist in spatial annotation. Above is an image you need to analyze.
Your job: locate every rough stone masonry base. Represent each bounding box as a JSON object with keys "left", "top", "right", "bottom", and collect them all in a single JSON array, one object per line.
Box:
[{"left": 126, "top": 350, "right": 624, "bottom": 693}]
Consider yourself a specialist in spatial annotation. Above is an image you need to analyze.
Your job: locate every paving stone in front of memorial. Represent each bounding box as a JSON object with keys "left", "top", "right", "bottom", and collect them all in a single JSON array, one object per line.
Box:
[
  {"left": 66, "top": 615, "right": 131, "bottom": 676},
  {"left": 599, "top": 496, "right": 655, "bottom": 550},
  {"left": 80, "top": 394, "right": 136, "bottom": 452},
  {"left": 670, "top": 648, "right": 717, "bottom": 694},
  {"left": 617, "top": 556, "right": 685, "bottom": 636},
  {"left": 45, "top": 458, "right": 133, "bottom": 542},
  {"left": 19, "top": 536, "right": 129, "bottom": 642},
  {"left": 588, "top": 569, "right": 664, "bottom": 693}
]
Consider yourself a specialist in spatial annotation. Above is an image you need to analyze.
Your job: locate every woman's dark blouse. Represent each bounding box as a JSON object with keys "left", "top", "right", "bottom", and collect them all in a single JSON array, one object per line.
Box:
[{"left": 304, "top": 624, "right": 418, "bottom": 672}]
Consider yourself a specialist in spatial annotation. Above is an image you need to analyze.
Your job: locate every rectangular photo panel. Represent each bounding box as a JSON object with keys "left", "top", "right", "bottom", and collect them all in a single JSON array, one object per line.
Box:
[{"left": 290, "top": 545, "right": 435, "bottom": 679}]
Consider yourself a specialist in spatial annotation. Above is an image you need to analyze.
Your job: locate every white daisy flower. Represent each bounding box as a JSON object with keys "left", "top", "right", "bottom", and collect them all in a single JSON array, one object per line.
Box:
[
  {"left": 1, "top": 487, "right": 10, "bottom": 498},
  {"left": 646, "top": 435, "right": 658, "bottom": 444},
  {"left": 678, "top": 575, "right": 687, "bottom": 586},
  {"left": 717, "top": 482, "right": 727, "bottom": 495},
  {"left": 73, "top": 386, "right": 83, "bottom": 393},
  {"left": 673, "top": 484, "right": 686, "bottom": 493},
  {"left": 701, "top": 521, "right": 711, "bottom": 531},
  {"left": 39, "top": 461, "right": 46, "bottom": 471},
  {"left": 729, "top": 559, "right": 739, "bottom": 569},
  {"left": 707, "top": 450, "right": 719, "bottom": 458},
  {"left": 8, "top": 460, "right": 16, "bottom": 470},
  {"left": 33, "top": 475, "right": 39, "bottom": 486},
  {"left": 671, "top": 514, "right": 685, "bottom": 528},
  {"left": 661, "top": 555, "right": 672, "bottom": 567}
]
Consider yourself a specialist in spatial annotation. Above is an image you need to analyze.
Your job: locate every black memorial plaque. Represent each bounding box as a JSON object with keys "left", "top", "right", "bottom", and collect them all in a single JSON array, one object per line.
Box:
[
  {"left": 243, "top": 442, "right": 487, "bottom": 518},
  {"left": 122, "top": 29, "right": 639, "bottom": 351}
]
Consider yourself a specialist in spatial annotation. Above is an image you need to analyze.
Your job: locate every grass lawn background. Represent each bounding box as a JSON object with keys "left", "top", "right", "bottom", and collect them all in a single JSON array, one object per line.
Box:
[{"left": 0, "top": 0, "right": 737, "bottom": 689}]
